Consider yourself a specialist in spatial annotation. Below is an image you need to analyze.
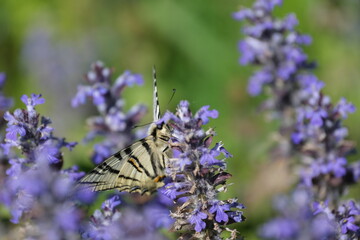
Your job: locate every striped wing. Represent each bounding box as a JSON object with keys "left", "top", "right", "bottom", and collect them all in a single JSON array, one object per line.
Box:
[{"left": 78, "top": 137, "right": 168, "bottom": 195}]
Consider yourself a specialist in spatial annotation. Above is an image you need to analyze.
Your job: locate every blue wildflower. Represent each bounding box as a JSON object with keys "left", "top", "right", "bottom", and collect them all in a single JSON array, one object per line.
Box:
[{"left": 259, "top": 188, "right": 336, "bottom": 240}]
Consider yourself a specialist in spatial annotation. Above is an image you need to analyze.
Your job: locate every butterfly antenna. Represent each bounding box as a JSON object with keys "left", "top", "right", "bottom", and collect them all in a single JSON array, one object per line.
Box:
[
  {"left": 153, "top": 66, "right": 161, "bottom": 122},
  {"left": 167, "top": 88, "right": 176, "bottom": 105}
]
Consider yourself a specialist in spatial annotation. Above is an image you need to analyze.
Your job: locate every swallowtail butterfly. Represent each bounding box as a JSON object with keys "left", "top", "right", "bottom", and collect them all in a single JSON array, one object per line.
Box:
[{"left": 78, "top": 67, "right": 172, "bottom": 195}]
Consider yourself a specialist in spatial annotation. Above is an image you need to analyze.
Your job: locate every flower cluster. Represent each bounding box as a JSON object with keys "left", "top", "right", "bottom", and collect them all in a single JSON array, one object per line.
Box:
[
  {"left": 82, "top": 195, "right": 172, "bottom": 240},
  {"left": 235, "top": 0, "right": 360, "bottom": 238},
  {"left": 3, "top": 94, "right": 76, "bottom": 161},
  {"left": 0, "top": 93, "right": 84, "bottom": 239},
  {"left": 72, "top": 61, "right": 147, "bottom": 164},
  {"left": 159, "top": 101, "right": 245, "bottom": 239},
  {"left": 259, "top": 187, "right": 336, "bottom": 240},
  {"left": 313, "top": 200, "right": 360, "bottom": 238}
]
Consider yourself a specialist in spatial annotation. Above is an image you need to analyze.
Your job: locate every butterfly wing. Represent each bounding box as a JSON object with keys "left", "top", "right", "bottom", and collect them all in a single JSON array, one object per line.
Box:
[{"left": 78, "top": 136, "right": 168, "bottom": 195}]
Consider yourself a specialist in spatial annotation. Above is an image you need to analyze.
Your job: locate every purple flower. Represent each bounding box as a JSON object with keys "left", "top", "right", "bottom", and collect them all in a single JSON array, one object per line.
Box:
[
  {"left": 194, "top": 105, "right": 219, "bottom": 124},
  {"left": 254, "top": 0, "right": 282, "bottom": 12},
  {"left": 200, "top": 150, "right": 221, "bottom": 166},
  {"left": 335, "top": 98, "right": 356, "bottom": 119},
  {"left": 21, "top": 93, "right": 45, "bottom": 108},
  {"left": 329, "top": 157, "right": 347, "bottom": 178},
  {"left": 238, "top": 39, "right": 268, "bottom": 65},
  {"left": 282, "top": 14, "right": 298, "bottom": 30},
  {"left": 232, "top": 9, "right": 253, "bottom": 21},
  {"left": 82, "top": 194, "right": 170, "bottom": 240},
  {"left": 72, "top": 62, "right": 147, "bottom": 164},
  {"left": 102, "top": 195, "right": 121, "bottom": 210},
  {"left": 260, "top": 188, "right": 336, "bottom": 239},
  {"left": 247, "top": 69, "right": 273, "bottom": 96},
  {"left": 5, "top": 124, "right": 26, "bottom": 142},
  {"left": 0, "top": 94, "right": 83, "bottom": 238},
  {"left": 209, "top": 202, "right": 229, "bottom": 223},
  {"left": 340, "top": 217, "right": 359, "bottom": 234},
  {"left": 237, "top": 1, "right": 360, "bottom": 239},
  {"left": 112, "top": 70, "right": 144, "bottom": 95},
  {"left": 160, "top": 101, "right": 244, "bottom": 238},
  {"left": 260, "top": 218, "right": 299, "bottom": 239},
  {"left": 189, "top": 210, "right": 208, "bottom": 232}
]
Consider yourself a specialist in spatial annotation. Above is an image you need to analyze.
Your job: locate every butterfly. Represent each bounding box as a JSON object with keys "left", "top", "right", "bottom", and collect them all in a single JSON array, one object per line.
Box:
[{"left": 78, "top": 67, "right": 172, "bottom": 195}]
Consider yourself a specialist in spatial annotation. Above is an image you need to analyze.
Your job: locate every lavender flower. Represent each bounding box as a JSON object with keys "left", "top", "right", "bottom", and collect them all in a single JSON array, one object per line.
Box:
[
  {"left": 0, "top": 94, "right": 85, "bottom": 239},
  {"left": 82, "top": 195, "right": 171, "bottom": 240},
  {"left": 235, "top": 0, "right": 360, "bottom": 238},
  {"left": 259, "top": 187, "right": 337, "bottom": 240},
  {"left": 159, "top": 100, "right": 245, "bottom": 239},
  {"left": 313, "top": 200, "right": 360, "bottom": 239},
  {"left": 3, "top": 94, "right": 76, "bottom": 167},
  {"left": 72, "top": 61, "right": 147, "bottom": 164}
]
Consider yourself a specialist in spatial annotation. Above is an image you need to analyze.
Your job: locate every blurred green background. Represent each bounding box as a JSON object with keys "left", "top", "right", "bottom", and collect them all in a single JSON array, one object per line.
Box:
[{"left": 1, "top": 0, "right": 359, "bottom": 238}]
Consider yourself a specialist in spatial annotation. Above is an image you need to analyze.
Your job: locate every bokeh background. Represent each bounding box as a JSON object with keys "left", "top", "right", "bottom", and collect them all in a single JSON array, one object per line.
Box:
[{"left": 1, "top": 0, "right": 359, "bottom": 238}]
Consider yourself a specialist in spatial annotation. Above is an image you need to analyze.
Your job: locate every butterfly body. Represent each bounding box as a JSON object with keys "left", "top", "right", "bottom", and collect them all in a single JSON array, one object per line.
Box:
[{"left": 78, "top": 67, "right": 172, "bottom": 195}]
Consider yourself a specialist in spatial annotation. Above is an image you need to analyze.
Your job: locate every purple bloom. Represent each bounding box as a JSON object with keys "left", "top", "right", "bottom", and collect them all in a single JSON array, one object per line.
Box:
[
  {"left": 348, "top": 201, "right": 360, "bottom": 216},
  {"left": 21, "top": 93, "right": 45, "bottom": 108},
  {"left": 160, "top": 101, "right": 244, "bottom": 238},
  {"left": 254, "top": 0, "right": 282, "bottom": 12},
  {"left": 200, "top": 150, "right": 221, "bottom": 166},
  {"left": 282, "top": 14, "right": 298, "bottom": 30},
  {"left": 102, "top": 195, "right": 121, "bottom": 210},
  {"left": 209, "top": 202, "right": 229, "bottom": 223},
  {"left": 340, "top": 217, "right": 359, "bottom": 234},
  {"left": 260, "top": 188, "right": 336, "bottom": 239},
  {"left": 112, "top": 70, "right": 144, "bottom": 95},
  {"left": 237, "top": 1, "right": 360, "bottom": 239},
  {"left": 329, "top": 157, "right": 347, "bottom": 178},
  {"left": 72, "top": 62, "right": 147, "bottom": 164},
  {"left": 291, "top": 130, "right": 304, "bottom": 144},
  {"left": 5, "top": 124, "right": 26, "bottom": 142},
  {"left": 335, "top": 98, "right": 356, "bottom": 119},
  {"left": 194, "top": 105, "right": 219, "bottom": 124},
  {"left": 232, "top": 9, "right": 253, "bottom": 21},
  {"left": 82, "top": 194, "right": 170, "bottom": 240},
  {"left": 260, "top": 218, "right": 299, "bottom": 239},
  {"left": 0, "top": 94, "right": 83, "bottom": 239},
  {"left": 92, "top": 143, "right": 112, "bottom": 165},
  {"left": 189, "top": 210, "right": 208, "bottom": 232},
  {"left": 247, "top": 69, "right": 273, "bottom": 96},
  {"left": 238, "top": 39, "right": 268, "bottom": 65}
]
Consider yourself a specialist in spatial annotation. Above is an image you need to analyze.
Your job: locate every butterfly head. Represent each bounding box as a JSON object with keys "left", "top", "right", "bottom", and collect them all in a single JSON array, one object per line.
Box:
[{"left": 148, "top": 122, "right": 171, "bottom": 143}]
